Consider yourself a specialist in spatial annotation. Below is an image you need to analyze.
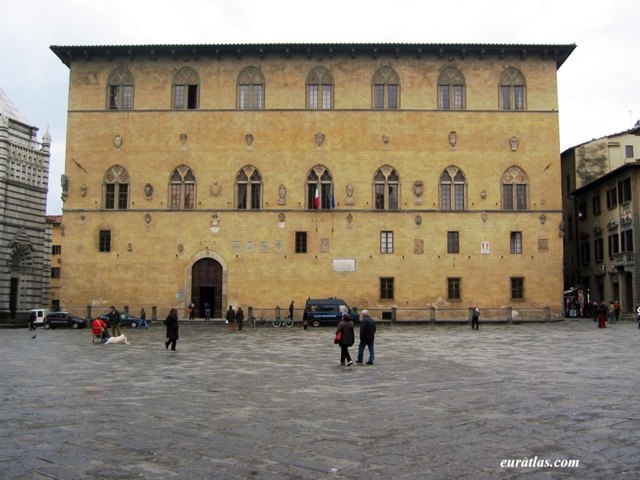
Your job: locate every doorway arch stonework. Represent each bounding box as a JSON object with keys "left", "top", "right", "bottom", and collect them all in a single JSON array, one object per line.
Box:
[{"left": 185, "top": 251, "right": 227, "bottom": 319}]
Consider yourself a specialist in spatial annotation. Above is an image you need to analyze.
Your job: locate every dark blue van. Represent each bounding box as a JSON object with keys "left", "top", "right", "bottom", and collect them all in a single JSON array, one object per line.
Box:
[{"left": 304, "top": 298, "right": 359, "bottom": 327}]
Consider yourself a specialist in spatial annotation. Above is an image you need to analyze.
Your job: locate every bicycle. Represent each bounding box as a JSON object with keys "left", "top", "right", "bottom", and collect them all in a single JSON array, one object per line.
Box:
[
  {"left": 272, "top": 317, "right": 293, "bottom": 328},
  {"left": 250, "top": 315, "right": 268, "bottom": 327}
]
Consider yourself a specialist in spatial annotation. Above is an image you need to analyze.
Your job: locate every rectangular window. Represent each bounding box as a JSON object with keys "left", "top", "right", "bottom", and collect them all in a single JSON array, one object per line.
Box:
[
  {"left": 447, "top": 231, "right": 460, "bottom": 254},
  {"left": 454, "top": 184, "right": 465, "bottom": 210},
  {"left": 621, "top": 229, "right": 633, "bottom": 252},
  {"left": 117, "top": 184, "right": 128, "bottom": 209},
  {"left": 592, "top": 194, "right": 601, "bottom": 216},
  {"left": 109, "top": 86, "right": 120, "bottom": 109},
  {"left": 510, "top": 232, "right": 523, "bottom": 254},
  {"left": 184, "top": 184, "right": 195, "bottom": 209},
  {"left": 308, "top": 85, "right": 318, "bottom": 109},
  {"left": 252, "top": 85, "right": 262, "bottom": 109},
  {"left": 99, "top": 230, "right": 111, "bottom": 252},
  {"left": 452, "top": 85, "right": 464, "bottom": 109},
  {"left": 606, "top": 187, "right": 618, "bottom": 209},
  {"left": 501, "top": 86, "right": 511, "bottom": 110},
  {"left": 187, "top": 85, "right": 198, "bottom": 109},
  {"left": 174, "top": 85, "right": 185, "bottom": 109},
  {"left": 105, "top": 184, "right": 115, "bottom": 209},
  {"left": 380, "top": 231, "right": 394, "bottom": 254},
  {"left": 52, "top": 245, "right": 62, "bottom": 255},
  {"left": 237, "top": 183, "right": 247, "bottom": 209},
  {"left": 513, "top": 86, "right": 524, "bottom": 110},
  {"left": 580, "top": 241, "right": 590, "bottom": 266},
  {"left": 122, "top": 86, "right": 133, "bottom": 109},
  {"left": 516, "top": 184, "right": 527, "bottom": 210},
  {"left": 239, "top": 85, "right": 249, "bottom": 109},
  {"left": 447, "top": 277, "right": 461, "bottom": 300},
  {"left": 373, "top": 84, "right": 384, "bottom": 109},
  {"left": 321, "top": 85, "right": 332, "bottom": 109},
  {"left": 387, "top": 85, "right": 398, "bottom": 109},
  {"left": 250, "top": 184, "right": 261, "bottom": 209},
  {"left": 295, "top": 232, "right": 307, "bottom": 254},
  {"left": 594, "top": 238, "right": 604, "bottom": 263},
  {"left": 441, "top": 184, "right": 451, "bottom": 210},
  {"left": 388, "top": 183, "right": 398, "bottom": 209},
  {"left": 502, "top": 184, "right": 513, "bottom": 210},
  {"left": 170, "top": 184, "right": 181, "bottom": 209},
  {"left": 50, "top": 267, "right": 61, "bottom": 279},
  {"left": 608, "top": 233, "right": 619, "bottom": 258},
  {"left": 375, "top": 184, "right": 385, "bottom": 209},
  {"left": 618, "top": 178, "right": 631, "bottom": 204},
  {"left": 440, "top": 85, "right": 450, "bottom": 109},
  {"left": 625, "top": 145, "right": 634, "bottom": 158},
  {"left": 511, "top": 277, "right": 524, "bottom": 299},
  {"left": 578, "top": 201, "right": 587, "bottom": 220},
  {"left": 380, "top": 277, "right": 394, "bottom": 300}
]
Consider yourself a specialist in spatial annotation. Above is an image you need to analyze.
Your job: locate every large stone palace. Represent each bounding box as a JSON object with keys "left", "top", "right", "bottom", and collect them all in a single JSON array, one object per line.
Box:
[{"left": 50, "top": 42, "right": 575, "bottom": 319}]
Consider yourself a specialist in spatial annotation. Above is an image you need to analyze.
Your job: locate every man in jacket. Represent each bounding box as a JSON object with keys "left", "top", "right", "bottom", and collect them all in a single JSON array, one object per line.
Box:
[
  {"left": 109, "top": 306, "right": 122, "bottom": 337},
  {"left": 356, "top": 310, "right": 376, "bottom": 365}
]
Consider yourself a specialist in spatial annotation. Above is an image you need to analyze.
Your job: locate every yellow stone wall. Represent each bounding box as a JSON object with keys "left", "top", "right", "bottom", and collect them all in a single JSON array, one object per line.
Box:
[{"left": 57, "top": 46, "right": 566, "bottom": 318}]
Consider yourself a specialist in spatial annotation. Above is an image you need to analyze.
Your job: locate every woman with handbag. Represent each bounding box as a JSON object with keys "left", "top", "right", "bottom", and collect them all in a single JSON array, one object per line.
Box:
[{"left": 335, "top": 313, "right": 355, "bottom": 366}]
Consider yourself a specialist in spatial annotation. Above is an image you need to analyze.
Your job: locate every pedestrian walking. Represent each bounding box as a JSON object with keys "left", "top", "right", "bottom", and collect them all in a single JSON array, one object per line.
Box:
[
  {"left": 471, "top": 305, "right": 480, "bottom": 330},
  {"left": 139, "top": 308, "right": 149, "bottom": 328},
  {"left": 288, "top": 301, "right": 294, "bottom": 320},
  {"left": 335, "top": 313, "right": 355, "bottom": 366},
  {"left": 28, "top": 311, "right": 37, "bottom": 331},
  {"left": 226, "top": 305, "right": 236, "bottom": 332},
  {"left": 164, "top": 308, "right": 179, "bottom": 350},
  {"left": 356, "top": 309, "right": 376, "bottom": 365},
  {"left": 236, "top": 306, "right": 244, "bottom": 330},
  {"left": 597, "top": 302, "right": 607, "bottom": 328},
  {"left": 608, "top": 301, "right": 615, "bottom": 324},
  {"left": 188, "top": 303, "right": 195, "bottom": 320},
  {"left": 109, "top": 306, "right": 122, "bottom": 337},
  {"left": 613, "top": 300, "right": 620, "bottom": 323},
  {"left": 204, "top": 302, "right": 211, "bottom": 321}
]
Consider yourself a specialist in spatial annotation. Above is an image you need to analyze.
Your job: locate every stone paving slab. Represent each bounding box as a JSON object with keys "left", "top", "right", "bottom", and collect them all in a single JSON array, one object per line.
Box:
[{"left": 1, "top": 320, "right": 639, "bottom": 479}]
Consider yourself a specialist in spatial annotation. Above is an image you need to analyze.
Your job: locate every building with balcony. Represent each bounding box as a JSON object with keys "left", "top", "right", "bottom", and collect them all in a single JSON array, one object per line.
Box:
[
  {"left": 50, "top": 42, "right": 574, "bottom": 320},
  {"left": 0, "top": 88, "right": 51, "bottom": 322},
  {"left": 562, "top": 123, "right": 640, "bottom": 314}
]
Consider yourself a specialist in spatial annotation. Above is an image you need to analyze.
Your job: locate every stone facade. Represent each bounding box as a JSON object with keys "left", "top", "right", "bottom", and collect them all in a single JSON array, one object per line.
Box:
[
  {"left": 561, "top": 124, "right": 640, "bottom": 313},
  {"left": 0, "top": 88, "right": 51, "bottom": 322},
  {"left": 51, "top": 43, "right": 574, "bottom": 319}
]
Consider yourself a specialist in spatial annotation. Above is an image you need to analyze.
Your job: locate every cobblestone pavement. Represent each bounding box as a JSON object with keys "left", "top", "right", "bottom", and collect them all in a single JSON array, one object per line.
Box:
[{"left": 1, "top": 319, "right": 639, "bottom": 479}]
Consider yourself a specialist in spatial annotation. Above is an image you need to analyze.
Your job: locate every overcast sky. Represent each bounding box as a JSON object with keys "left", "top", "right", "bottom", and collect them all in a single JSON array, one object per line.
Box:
[{"left": 1, "top": 0, "right": 638, "bottom": 215}]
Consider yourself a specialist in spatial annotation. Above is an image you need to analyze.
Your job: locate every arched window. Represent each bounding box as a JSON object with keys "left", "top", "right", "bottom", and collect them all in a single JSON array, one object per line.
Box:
[
  {"left": 499, "top": 67, "right": 526, "bottom": 110},
  {"left": 374, "top": 166, "right": 400, "bottom": 210},
  {"left": 438, "top": 67, "right": 465, "bottom": 110},
  {"left": 237, "top": 66, "right": 265, "bottom": 109},
  {"left": 501, "top": 166, "right": 529, "bottom": 210},
  {"left": 306, "top": 67, "right": 333, "bottom": 109},
  {"left": 440, "top": 166, "right": 466, "bottom": 210},
  {"left": 307, "top": 166, "right": 334, "bottom": 209},
  {"left": 103, "top": 165, "right": 130, "bottom": 209},
  {"left": 372, "top": 67, "right": 400, "bottom": 109},
  {"left": 169, "top": 166, "right": 196, "bottom": 209},
  {"left": 107, "top": 67, "right": 134, "bottom": 110},
  {"left": 173, "top": 67, "right": 199, "bottom": 110},
  {"left": 236, "top": 165, "right": 262, "bottom": 209}
]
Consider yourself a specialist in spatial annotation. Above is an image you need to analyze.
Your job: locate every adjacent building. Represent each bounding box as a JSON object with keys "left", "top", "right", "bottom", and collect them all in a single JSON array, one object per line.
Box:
[
  {"left": 50, "top": 42, "right": 574, "bottom": 320},
  {"left": 561, "top": 123, "right": 640, "bottom": 314},
  {"left": 0, "top": 88, "right": 51, "bottom": 322}
]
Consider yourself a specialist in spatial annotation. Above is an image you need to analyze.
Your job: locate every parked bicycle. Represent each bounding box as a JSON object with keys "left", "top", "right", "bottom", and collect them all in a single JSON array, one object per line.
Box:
[
  {"left": 250, "top": 315, "right": 268, "bottom": 327},
  {"left": 272, "top": 317, "right": 293, "bottom": 328}
]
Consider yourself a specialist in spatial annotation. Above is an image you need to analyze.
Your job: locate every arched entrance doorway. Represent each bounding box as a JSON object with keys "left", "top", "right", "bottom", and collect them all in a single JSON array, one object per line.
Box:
[{"left": 191, "top": 258, "right": 223, "bottom": 318}]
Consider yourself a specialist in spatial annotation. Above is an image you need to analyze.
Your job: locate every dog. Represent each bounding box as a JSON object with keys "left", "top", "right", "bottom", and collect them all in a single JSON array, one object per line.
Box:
[{"left": 104, "top": 334, "right": 128, "bottom": 345}]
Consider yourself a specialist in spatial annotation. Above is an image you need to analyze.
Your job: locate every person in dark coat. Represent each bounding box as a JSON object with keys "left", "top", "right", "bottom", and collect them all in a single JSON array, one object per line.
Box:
[
  {"left": 109, "top": 306, "right": 122, "bottom": 337},
  {"left": 235, "top": 306, "right": 244, "bottom": 331},
  {"left": 164, "top": 308, "right": 179, "bottom": 350},
  {"left": 226, "top": 305, "right": 236, "bottom": 332},
  {"left": 597, "top": 302, "right": 607, "bottom": 328},
  {"left": 356, "top": 310, "right": 376, "bottom": 365},
  {"left": 471, "top": 305, "right": 480, "bottom": 330},
  {"left": 336, "top": 313, "right": 355, "bottom": 366}
]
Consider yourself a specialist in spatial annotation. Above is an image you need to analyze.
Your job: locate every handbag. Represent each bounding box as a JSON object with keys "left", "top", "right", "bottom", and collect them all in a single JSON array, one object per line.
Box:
[{"left": 334, "top": 330, "right": 342, "bottom": 344}]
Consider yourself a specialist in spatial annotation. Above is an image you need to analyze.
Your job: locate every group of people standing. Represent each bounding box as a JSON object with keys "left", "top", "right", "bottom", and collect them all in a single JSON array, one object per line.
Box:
[
  {"left": 334, "top": 310, "right": 377, "bottom": 366},
  {"left": 594, "top": 300, "right": 621, "bottom": 328},
  {"left": 225, "top": 305, "right": 245, "bottom": 331}
]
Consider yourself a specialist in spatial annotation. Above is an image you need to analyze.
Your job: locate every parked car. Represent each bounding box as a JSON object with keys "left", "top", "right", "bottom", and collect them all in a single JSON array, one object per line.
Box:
[
  {"left": 304, "top": 298, "right": 359, "bottom": 327},
  {"left": 43, "top": 312, "right": 87, "bottom": 329},
  {"left": 29, "top": 308, "right": 50, "bottom": 327},
  {"left": 99, "top": 313, "right": 148, "bottom": 328}
]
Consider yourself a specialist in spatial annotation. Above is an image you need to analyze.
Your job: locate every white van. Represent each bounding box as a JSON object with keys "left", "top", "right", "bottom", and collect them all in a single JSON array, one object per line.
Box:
[{"left": 29, "top": 309, "right": 50, "bottom": 326}]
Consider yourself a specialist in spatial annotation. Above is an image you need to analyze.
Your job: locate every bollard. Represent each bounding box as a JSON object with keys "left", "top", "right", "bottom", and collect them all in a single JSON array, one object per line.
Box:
[
  {"left": 507, "top": 306, "right": 513, "bottom": 324},
  {"left": 86, "top": 305, "right": 92, "bottom": 321},
  {"left": 248, "top": 306, "right": 254, "bottom": 326},
  {"left": 275, "top": 305, "right": 281, "bottom": 320},
  {"left": 544, "top": 307, "right": 550, "bottom": 322},
  {"left": 152, "top": 306, "right": 157, "bottom": 321},
  {"left": 124, "top": 305, "right": 129, "bottom": 316},
  {"left": 391, "top": 307, "right": 397, "bottom": 323},
  {"left": 430, "top": 306, "right": 436, "bottom": 324}
]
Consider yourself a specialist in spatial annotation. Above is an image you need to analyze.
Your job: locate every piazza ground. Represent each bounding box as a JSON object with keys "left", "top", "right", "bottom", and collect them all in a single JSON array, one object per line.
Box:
[{"left": 1, "top": 319, "right": 639, "bottom": 479}]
